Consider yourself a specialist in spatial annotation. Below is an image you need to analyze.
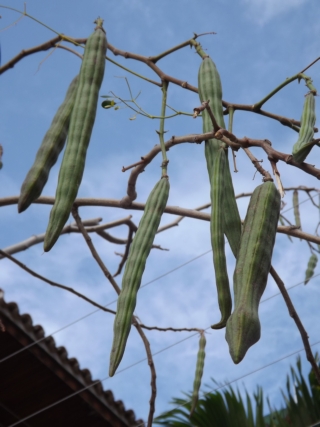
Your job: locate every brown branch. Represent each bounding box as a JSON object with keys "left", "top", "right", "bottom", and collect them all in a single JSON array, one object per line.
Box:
[
  {"left": 0, "top": 36, "right": 87, "bottom": 74},
  {"left": 132, "top": 320, "right": 156, "bottom": 427},
  {"left": 242, "top": 147, "right": 273, "bottom": 182},
  {"left": 138, "top": 324, "right": 203, "bottom": 333},
  {"left": 157, "top": 202, "right": 211, "bottom": 233},
  {"left": 2, "top": 34, "right": 317, "bottom": 137},
  {"left": 269, "top": 266, "right": 320, "bottom": 385},
  {"left": 0, "top": 250, "right": 116, "bottom": 315},
  {"left": 72, "top": 207, "right": 156, "bottom": 427},
  {"left": 0, "top": 217, "right": 103, "bottom": 259},
  {"left": 107, "top": 42, "right": 198, "bottom": 93},
  {"left": 113, "top": 227, "right": 134, "bottom": 277},
  {"left": 71, "top": 207, "right": 120, "bottom": 294},
  {"left": 216, "top": 132, "right": 320, "bottom": 180}
]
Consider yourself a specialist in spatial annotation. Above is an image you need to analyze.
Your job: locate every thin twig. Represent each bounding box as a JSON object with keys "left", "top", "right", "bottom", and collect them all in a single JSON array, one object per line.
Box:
[
  {"left": 243, "top": 147, "right": 272, "bottom": 182},
  {"left": 132, "top": 320, "right": 156, "bottom": 427},
  {"left": 138, "top": 324, "right": 203, "bottom": 333},
  {"left": 72, "top": 207, "right": 156, "bottom": 426},
  {"left": 0, "top": 250, "right": 116, "bottom": 315},
  {"left": 269, "top": 265, "right": 320, "bottom": 385},
  {"left": 113, "top": 227, "right": 134, "bottom": 277},
  {"left": 0, "top": 36, "right": 86, "bottom": 74},
  {"left": 71, "top": 207, "right": 120, "bottom": 294},
  {"left": 157, "top": 202, "right": 211, "bottom": 233},
  {"left": 0, "top": 217, "right": 103, "bottom": 259}
]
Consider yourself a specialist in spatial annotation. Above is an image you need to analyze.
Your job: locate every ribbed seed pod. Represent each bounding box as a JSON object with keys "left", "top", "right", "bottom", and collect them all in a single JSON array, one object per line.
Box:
[
  {"left": 198, "top": 56, "right": 241, "bottom": 327},
  {"left": 190, "top": 333, "right": 206, "bottom": 417},
  {"left": 44, "top": 19, "right": 107, "bottom": 252},
  {"left": 210, "top": 147, "right": 232, "bottom": 328},
  {"left": 18, "top": 75, "right": 79, "bottom": 213},
  {"left": 293, "top": 189, "right": 301, "bottom": 228},
  {"left": 226, "top": 182, "right": 280, "bottom": 363},
  {"left": 292, "top": 92, "right": 316, "bottom": 163},
  {"left": 305, "top": 253, "right": 318, "bottom": 285},
  {"left": 109, "top": 177, "right": 170, "bottom": 376}
]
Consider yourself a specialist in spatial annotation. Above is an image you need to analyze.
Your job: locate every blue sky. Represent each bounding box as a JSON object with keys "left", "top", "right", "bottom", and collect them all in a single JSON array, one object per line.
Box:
[{"left": 1, "top": 0, "right": 320, "bottom": 423}]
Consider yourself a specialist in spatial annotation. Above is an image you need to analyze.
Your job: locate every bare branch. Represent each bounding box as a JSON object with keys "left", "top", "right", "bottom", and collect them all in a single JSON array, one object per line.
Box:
[
  {"left": 269, "top": 266, "right": 320, "bottom": 385},
  {"left": 242, "top": 147, "right": 273, "bottom": 182},
  {"left": 132, "top": 320, "right": 156, "bottom": 427},
  {"left": 138, "top": 324, "right": 203, "bottom": 333},
  {"left": 0, "top": 250, "right": 116, "bottom": 315},
  {"left": 71, "top": 207, "right": 121, "bottom": 294},
  {"left": 0, "top": 36, "right": 86, "bottom": 74},
  {"left": 0, "top": 217, "right": 103, "bottom": 259}
]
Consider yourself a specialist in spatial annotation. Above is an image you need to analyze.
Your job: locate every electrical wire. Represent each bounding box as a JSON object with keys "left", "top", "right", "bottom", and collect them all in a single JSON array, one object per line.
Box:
[
  {"left": 0, "top": 249, "right": 213, "bottom": 364},
  {"left": 1, "top": 246, "right": 319, "bottom": 366},
  {"left": 1, "top": 186, "right": 318, "bottom": 366},
  {"left": 7, "top": 335, "right": 320, "bottom": 427}
]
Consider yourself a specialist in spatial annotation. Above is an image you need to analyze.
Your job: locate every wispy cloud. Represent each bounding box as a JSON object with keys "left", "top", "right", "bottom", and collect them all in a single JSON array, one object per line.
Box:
[{"left": 242, "top": 0, "right": 310, "bottom": 25}]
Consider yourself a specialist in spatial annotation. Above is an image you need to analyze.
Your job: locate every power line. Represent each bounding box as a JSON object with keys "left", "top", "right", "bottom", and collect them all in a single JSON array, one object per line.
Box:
[
  {"left": 1, "top": 248, "right": 319, "bottom": 366},
  {"left": 7, "top": 334, "right": 320, "bottom": 427},
  {"left": 0, "top": 249, "right": 213, "bottom": 364},
  {"left": 1, "top": 187, "right": 318, "bottom": 366}
]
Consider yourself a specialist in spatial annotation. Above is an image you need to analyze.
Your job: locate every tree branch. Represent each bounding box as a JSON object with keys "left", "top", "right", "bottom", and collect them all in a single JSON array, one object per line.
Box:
[
  {"left": 269, "top": 265, "right": 320, "bottom": 385},
  {"left": 0, "top": 249, "right": 116, "bottom": 315}
]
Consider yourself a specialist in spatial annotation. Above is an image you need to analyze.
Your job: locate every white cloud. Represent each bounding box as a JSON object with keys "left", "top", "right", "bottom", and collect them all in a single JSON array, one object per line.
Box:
[{"left": 242, "top": 0, "right": 310, "bottom": 25}]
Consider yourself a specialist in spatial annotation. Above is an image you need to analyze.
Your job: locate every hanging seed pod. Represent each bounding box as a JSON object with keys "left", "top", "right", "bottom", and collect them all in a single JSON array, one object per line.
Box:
[
  {"left": 109, "top": 177, "right": 170, "bottom": 376},
  {"left": 198, "top": 56, "right": 241, "bottom": 327},
  {"left": 293, "top": 190, "right": 301, "bottom": 229},
  {"left": 190, "top": 333, "right": 206, "bottom": 417},
  {"left": 18, "top": 75, "right": 79, "bottom": 213},
  {"left": 44, "top": 18, "right": 107, "bottom": 252},
  {"left": 305, "top": 253, "right": 318, "bottom": 285},
  {"left": 292, "top": 92, "right": 316, "bottom": 163},
  {"left": 210, "top": 148, "right": 232, "bottom": 329},
  {"left": 226, "top": 182, "right": 280, "bottom": 364}
]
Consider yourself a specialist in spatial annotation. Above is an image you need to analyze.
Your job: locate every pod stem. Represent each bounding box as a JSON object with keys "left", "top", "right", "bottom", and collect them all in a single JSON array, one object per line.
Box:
[
  {"left": 190, "top": 39, "right": 209, "bottom": 60},
  {"left": 158, "top": 80, "right": 169, "bottom": 177},
  {"left": 253, "top": 73, "right": 317, "bottom": 111}
]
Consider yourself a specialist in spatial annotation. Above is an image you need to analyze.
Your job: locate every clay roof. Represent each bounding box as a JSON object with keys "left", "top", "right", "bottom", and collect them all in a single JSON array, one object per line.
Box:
[{"left": 0, "top": 290, "right": 144, "bottom": 427}]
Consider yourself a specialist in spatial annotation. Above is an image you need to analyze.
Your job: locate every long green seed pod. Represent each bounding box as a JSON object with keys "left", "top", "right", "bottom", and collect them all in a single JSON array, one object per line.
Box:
[
  {"left": 223, "top": 152, "right": 242, "bottom": 258},
  {"left": 292, "top": 92, "right": 316, "bottom": 163},
  {"left": 18, "top": 75, "right": 79, "bottom": 213},
  {"left": 226, "top": 182, "right": 280, "bottom": 363},
  {"left": 190, "top": 333, "right": 206, "bottom": 417},
  {"left": 211, "top": 148, "right": 232, "bottom": 329},
  {"left": 198, "top": 57, "right": 241, "bottom": 254},
  {"left": 198, "top": 56, "right": 241, "bottom": 327},
  {"left": 109, "top": 177, "right": 170, "bottom": 376},
  {"left": 293, "top": 189, "right": 301, "bottom": 229},
  {"left": 198, "top": 56, "right": 225, "bottom": 165},
  {"left": 44, "top": 19, "right": 107, "bottom": 252},
  {"left": 305, "top": 253, "right": 318, "bottom": 285}
]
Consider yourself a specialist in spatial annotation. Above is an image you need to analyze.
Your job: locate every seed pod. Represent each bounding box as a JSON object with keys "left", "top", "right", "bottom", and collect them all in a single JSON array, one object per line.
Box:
[
  {"left": 224, "top": 154, "right": 242, "bottom": 258},
  {"left": 198, "top": 56, "right": 241, "bottom": 326},
  {"left": 226, "top": 182, "right": 280, "bottom": 364},
  {"left": 305, "top": 253, "right": 318, "bottom": 285},
  {"left": 44, "top": 19, "right": 107, "bottom": 252},
  {"left": 210, "top": 148, "right": 232, "bottom": 329},
  {"left": 293, "top": 190, "right": 301, "bottom": 229},
  {"left": 190, "top": 333, "right": 206, "bottom": 417},
  {"left": 109, "top": 177, "right": 170, "bottom": 376},
  {"left": 198, "top": 56, "right": 225, "bottom": 174},
  {"left": 292, "top": 92, "right": 316, "bottom": 163},
  {"left": 18, "top": 75, "right": 79, "bottom": 213}
]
